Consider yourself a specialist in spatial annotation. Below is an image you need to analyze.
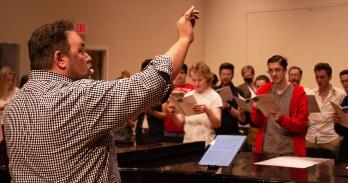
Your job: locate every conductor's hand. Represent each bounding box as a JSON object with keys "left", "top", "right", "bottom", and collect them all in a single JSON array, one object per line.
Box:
[{"left": 177, "top": 6, "right": 200, "bottom": 44}]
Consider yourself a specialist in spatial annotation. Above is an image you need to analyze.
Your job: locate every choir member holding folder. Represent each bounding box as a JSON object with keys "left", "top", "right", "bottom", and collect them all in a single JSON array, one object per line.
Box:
[
  {"left": 171, "top": 62, "right": 222, "bottom": 146},
  {"left": 251, "top": 55, "right": 309, "bottom": 156},
  {"left": 215, "top": 63, "right": 247, "bottom": 135}
]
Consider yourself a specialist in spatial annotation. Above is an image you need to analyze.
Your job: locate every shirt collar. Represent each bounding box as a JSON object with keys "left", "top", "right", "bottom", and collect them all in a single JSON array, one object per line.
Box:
[
  {"left": 29, "top": 70, "right": 74, "bottom": 84},
  {"left": 219, "top": 81, "right": 235, "bottom": 88},
  {"left": 314, "top": 84, "right": 337, "bottom": 96}
]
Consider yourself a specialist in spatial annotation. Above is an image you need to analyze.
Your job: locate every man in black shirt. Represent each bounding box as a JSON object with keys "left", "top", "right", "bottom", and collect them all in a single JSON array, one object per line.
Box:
[
  {"left": 333, "top": 70, "right": 348, "bottom": 162},
  {"left": 215, "top": 63, "right": 247, "bottom": 135}
]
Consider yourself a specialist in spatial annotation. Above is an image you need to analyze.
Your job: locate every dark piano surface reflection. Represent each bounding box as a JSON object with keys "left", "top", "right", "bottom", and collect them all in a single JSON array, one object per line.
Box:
[{"left": 117, "top": 142, "right": 348, "bottom": 183}]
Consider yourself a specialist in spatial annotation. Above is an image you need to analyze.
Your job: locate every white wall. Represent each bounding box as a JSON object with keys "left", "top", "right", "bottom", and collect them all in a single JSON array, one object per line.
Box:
[
  {"left": 0, "top": 0, "right": 205, "bottom": 80},
  {"left": 1, "top": 0, "right": 347, "bottom": 89},
  {"left": 205, "top": 0, "right": 348, "bottom": 89}
]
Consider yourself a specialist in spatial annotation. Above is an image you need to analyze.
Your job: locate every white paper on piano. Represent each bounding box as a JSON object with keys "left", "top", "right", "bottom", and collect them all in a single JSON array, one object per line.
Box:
[
  {"left": 199, "top": 135, "right": 247, "bottom": 166},
  {"left": 307, "top": 95, "right": 320, "bottom": 113},
  {"left": 216, "top": 86, "right": 234, "bottom": 102},
  {"left": 254, "top": 156, "right": 330, "bottom": 168},
  {"left": 330, "top": 102, "right": 348, "bottom": 128},
  {"left": 168, "top": 94, "right": 201, "bottom": 116}
]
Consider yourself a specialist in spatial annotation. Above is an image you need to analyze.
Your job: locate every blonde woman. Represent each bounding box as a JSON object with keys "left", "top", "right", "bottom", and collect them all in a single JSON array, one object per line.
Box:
[
  {"left": 0, "top": 67, "right": 19, "bottom": 142},
  {"left": 171, "top": 62, "right": 222, "bottom": 146}
]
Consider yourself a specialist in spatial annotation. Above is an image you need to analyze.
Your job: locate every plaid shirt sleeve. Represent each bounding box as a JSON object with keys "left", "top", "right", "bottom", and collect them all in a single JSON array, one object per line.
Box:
[{"left": 83, "top": 55, "right": 173, "bottom": 137}]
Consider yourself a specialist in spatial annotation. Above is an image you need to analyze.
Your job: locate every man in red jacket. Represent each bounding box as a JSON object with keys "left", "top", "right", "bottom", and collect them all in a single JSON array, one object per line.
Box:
[{"left": 251, "top": 55, "right": 309, "bottom": 156}]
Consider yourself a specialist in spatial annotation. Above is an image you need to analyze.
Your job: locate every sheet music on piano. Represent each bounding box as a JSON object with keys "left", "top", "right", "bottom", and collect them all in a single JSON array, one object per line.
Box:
[{"left": 199, "top": 135, "right": 247, "bottom": 167}]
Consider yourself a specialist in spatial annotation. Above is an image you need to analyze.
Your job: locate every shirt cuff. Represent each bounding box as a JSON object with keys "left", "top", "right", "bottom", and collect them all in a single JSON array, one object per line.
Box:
[{"left": 150, "top": 55, "right": 174, "bottom": 103}]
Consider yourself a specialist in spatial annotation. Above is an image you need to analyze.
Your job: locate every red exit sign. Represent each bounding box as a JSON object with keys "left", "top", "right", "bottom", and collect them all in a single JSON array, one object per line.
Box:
[{"left": 75, "top": 23, "right": 87, "bottom": 34}]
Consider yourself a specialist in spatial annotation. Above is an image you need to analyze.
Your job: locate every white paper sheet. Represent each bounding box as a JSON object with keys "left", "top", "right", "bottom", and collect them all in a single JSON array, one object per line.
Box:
[{"left": 254, "top": 156, "right": 330, "bottom": 168}]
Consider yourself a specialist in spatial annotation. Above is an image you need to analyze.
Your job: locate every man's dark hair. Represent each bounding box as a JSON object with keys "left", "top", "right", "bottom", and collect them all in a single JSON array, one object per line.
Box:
[
  {"left": 19, "top": 74, "right": 29, "bottom": 88},
  {"left": 288, "top": 66, "right": 303, "bottom": 76},
  {"left": 255, "top": 74, "right": 270, "bottom": 83},
  {"left": 267, "top": 55, "right": 288, "bottom": 70},
  {"left": 339, "top": 69, "right": 348, "bottom": 76},
  {"left": 141, "top": 59, "right": 152, "bottom": 71},
  {"left": 219, "top": 63, "right": 234, "bottom": 73},
  {"left": 314, "top": 63, "right": 332, "bottom": 77},
  {"left": 181, "top": 64, "right": 188, "bottom": 74},
  {"left": 28, "top": 20, "right": 74, "bottom": 70},
  {"left": 212, "top": 73, "right": 218, "bottom": 85}
]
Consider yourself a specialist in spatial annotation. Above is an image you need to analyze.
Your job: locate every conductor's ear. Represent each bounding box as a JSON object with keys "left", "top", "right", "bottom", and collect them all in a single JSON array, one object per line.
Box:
[{"left": 53, "top": 50, "right": 67, "bottom": 69}]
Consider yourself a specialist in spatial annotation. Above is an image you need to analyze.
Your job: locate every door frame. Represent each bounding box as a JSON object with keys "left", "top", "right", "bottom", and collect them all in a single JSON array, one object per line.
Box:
[{"left": 86, "top": 46, "right": 108, "bottom": 80}]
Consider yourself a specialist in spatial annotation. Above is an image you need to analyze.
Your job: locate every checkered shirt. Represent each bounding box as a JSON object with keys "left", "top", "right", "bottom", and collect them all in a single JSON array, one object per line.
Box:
[{"left": 4, "top": 55, "right": 173, "bottom": 182}]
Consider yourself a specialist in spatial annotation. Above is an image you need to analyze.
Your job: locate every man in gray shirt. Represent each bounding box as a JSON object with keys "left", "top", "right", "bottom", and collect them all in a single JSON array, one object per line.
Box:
[
  {"left": 4, "top": 6, "right": 200, "bottom": 183},
  {"left": 251, "top": 55, "right": 309, "bottom": 156}
]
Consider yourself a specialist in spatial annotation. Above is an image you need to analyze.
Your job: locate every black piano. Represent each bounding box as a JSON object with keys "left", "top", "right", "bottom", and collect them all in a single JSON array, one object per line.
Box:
[
  {"left": 117, "top": 142, "right": 348, "bottom": 183},
  {"left": 2, "top": 142, "right": 348, "bottom": 182}
]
